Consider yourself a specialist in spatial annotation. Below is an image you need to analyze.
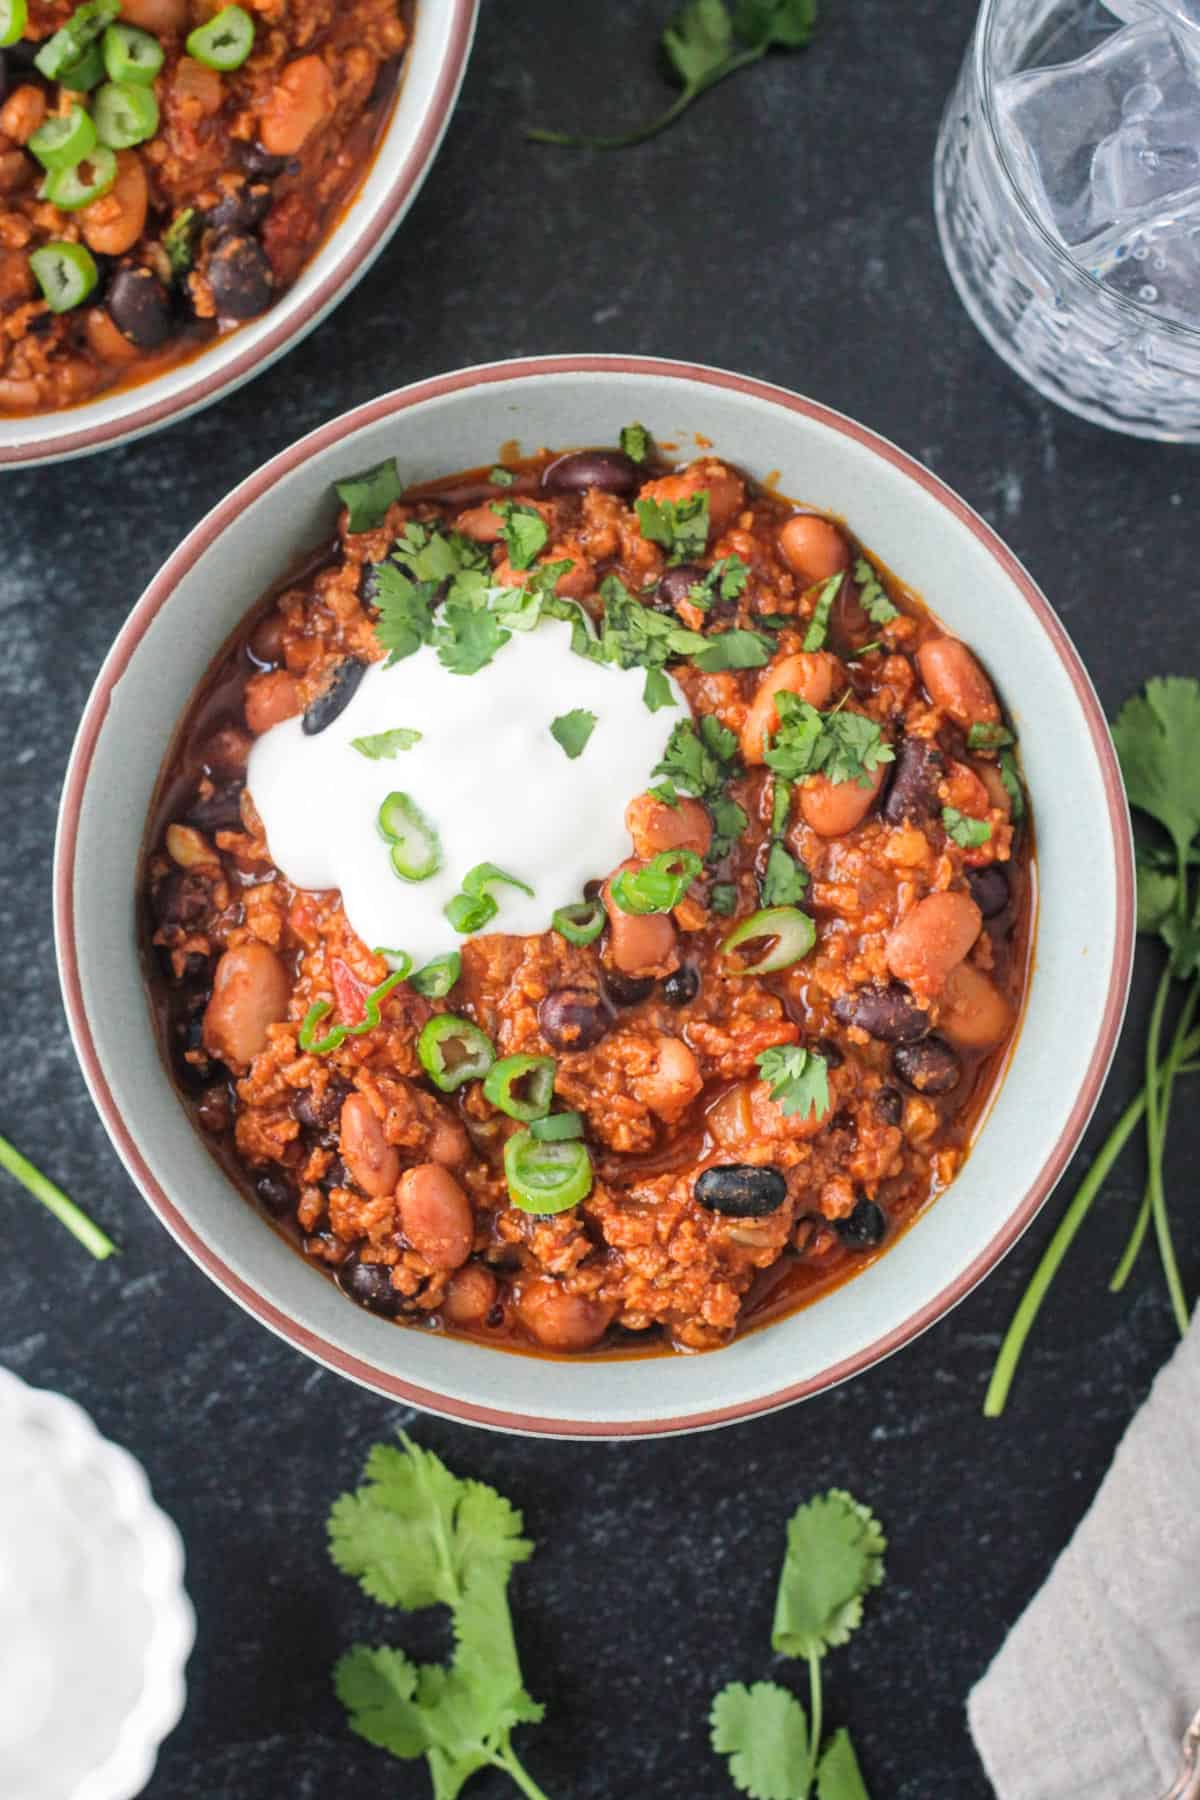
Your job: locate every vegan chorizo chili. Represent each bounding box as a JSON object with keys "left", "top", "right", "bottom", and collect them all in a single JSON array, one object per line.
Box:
[
  {"left": 0, "top": 0, "right": 412, "bottom": 414},
  {"left": 143, "top": 434, "right": 1034, "bottom": 1356}
]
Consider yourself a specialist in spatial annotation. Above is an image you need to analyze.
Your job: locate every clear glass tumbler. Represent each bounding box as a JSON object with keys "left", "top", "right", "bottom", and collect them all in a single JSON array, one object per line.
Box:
[{"left": 934, "top": 0, "right": 1200, "bottom": 440}]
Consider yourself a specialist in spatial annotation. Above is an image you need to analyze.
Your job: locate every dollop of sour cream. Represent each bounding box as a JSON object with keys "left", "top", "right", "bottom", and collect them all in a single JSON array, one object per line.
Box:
[{"left": 247, "top": 617, "right": 687, "bottom": 967}]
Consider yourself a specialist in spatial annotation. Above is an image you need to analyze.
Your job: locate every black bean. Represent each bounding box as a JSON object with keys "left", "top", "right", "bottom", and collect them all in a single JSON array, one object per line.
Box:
[
  {"left": 832, "top": 983, "right": 930, "bottom": 1044},
  {"left": 255, "top": 1171, "right": 295, "bottom": 1217},
  {"left": 813, "top": 1035, "right": 844, "bottom": 1070},
  {"left": 968, "top": 863, "right": 1010, "bottom": 920},
  {"left": 174, "top": 950, "right": 211, "bottom": 985},
  {"left": 321, "top": 1157, "right": 351, "bottom": 1192},
  {"left": 236, "top": 141, "right": 287, "bottom": 179},
  {"left": 185, "top": 786, "right": 244, "bottom": 833},
  {"left": 338, "top": 1260, "right": 400, "bottom": 1317},
  {"left": 694, "top": 1164, "right": 788, "bottom": 1217},
  {"left": 875, "top": 1085, "right": 903, "bottom": 1126},
  {"left": 541, "top": 449, "right": 639, "bottom": 497},
  {"left": 0, "top": 54, "right": 7, "bottom": 104},
  {"left": 302, "top": 658, "right": 367, "bottom": 735},
  {"left": 662, "top": 964, "right": 700, "bottom": 1007},
  {"left": 882, "top": 735, "right": 945, "bottom": 826},
  {"left": 836, "top": 1197, "right": 887, "bottom": 1248},
  {"left": 654, "top": 563, "right": 707, "bottom": 612},
  {"left": 538, "top": 988, "right": 613, "bottom": 1052},
  {"left": 892, "top": 1037, "right": 962, "bottom": 1096},
  {"left": 152, "top": 869, "right": 210, "bottom": 930},
  {"left": 603, "top": 970, "right": 656, "bottom": 1007},
  {"left": 293, "top": 1078, "right": 351, "bottom": 1134},
  {"left": 208, "top": 233, "right": 273, "bottom": 319},
  {"left": 107, "top": 266, "right": 172, "bottom": 349},
  {"left": 208, "top": 182, "right": 273, "bottom": 233},
  {"left": 173, "top": 1015, "right": 214, "bottom": 1091}
]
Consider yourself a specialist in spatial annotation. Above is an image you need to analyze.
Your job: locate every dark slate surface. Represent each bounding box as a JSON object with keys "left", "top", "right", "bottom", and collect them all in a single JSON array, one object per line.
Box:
[{"left": 2, "top": 2, "right": 1196, "bottom": 1796}]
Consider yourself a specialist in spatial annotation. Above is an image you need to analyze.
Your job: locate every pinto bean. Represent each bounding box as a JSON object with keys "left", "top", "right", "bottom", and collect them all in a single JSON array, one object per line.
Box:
[
  {"left": 428, "top": 1112, "right": 470, "bottom": 1168},
  {"left": 832, "top": 983, "right": 930, "bottom": 1043},
  {"left": 917, "top": 637, "right": 1000, "bottom": 728},
  {"left": 455, "top": 503, "right": 506, "bottom": 542},
  {"left": 258, "top": 54, "right": 334, "bottom": 157},
  {"left": 396, "top": 1164, "right": 474, "bottom": 1270},
  {"left": 778, "top": 514, "right": 850, "bottom": 584},
  {"left": 883, "top": 735, "right": 945, "bottom": 825},
  {"left": 81, "top": 151, "right": 149, "bottom": 257},
  {"left": 604, "top": 869, "right": 678, "bottom": 975},
  {"left": 244, "top": 669, "right": 300, "bottom": 733},
  {"left": 740, "top": 651, "right": 841, "bottom": 764},
  {"left": 441, "top": 1263, "right": 498, "bottom": 1327},
  {"left": 633, "top": 1033, "right": 703, "bottom": 1120},
  {"left": 625, "top": 793, "right": 712, "bottom": 860},
  {"left": 886, "top": 890, "right": 982, "bottom": 993},
  {"left": 119, "top": 0, "right": 188, "bottom": 29},
  {"left": 799, "top": 759, "right": 887, "bottom": 836},
  {"left": 637, "top": 458, "right": 745, "bottom": 538},
  {"left": 542, "top": 449, "right": 639, "bottom": 496},
  {"left": 516, "top": 1278, "right": 616, "bottom": 1351},
  {"left": 0, "top": 85, "right": 45, "bottom": 144},
  {"left": 938, "top": 961, "right": 1014, "bottom": 1051},
  {"left": 339, "top": 1093, "right": 400, "bottom": 1198},
  {"left": 85, "top": 306, "right": 141, "bottom": 366},
  {"left": 202, "top": 942, "right": 290, "bottom": 1068}
]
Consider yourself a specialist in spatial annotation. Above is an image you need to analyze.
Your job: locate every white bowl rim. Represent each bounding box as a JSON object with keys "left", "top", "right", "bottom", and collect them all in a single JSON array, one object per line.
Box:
[
  {"left": 0, "top": 0, "right": 479, "bottom": 470},
  {"left": 53, "top": 353, "right": 1136, "bottom": 1438}
]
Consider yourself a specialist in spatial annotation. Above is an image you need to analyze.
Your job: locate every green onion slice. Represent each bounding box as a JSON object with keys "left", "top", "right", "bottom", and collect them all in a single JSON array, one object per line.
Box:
[
  {"left": 0, "top": 0, "right": 27, "bottom": 50},
  {"left": 720, "top": 906, "right": 816, "bottom": 975},
  {"left": 186, "top": 4, "right": 255, "bottom": 70},
  {"left": 483, "top": 1054, "right": 557, "bottom": 1122},
  {"left": 102, "top": 21, "right": 164, "bottom": 84},
  {"left": 377, "top": 790, "right": 440, "bottom": 882},
  {"left": 609, "top": 849, "right": 703, "bottom": 916},
  {"left": 297, "top": 969, "right": 406, "bottom": 1056},
  {"left": 552, "top": 899, "right": 606, "bottom": 946},
  {"left": 28, "top": 105, "right": 97, "bottom": 172},
  {"left": 44, "top": 146, "right": 117, "bottom": 211},
  {"left": 411, "top": 953, "right": 461, "bottom": 998},
  {"left": 529, "top": 1111, "right": 584, "bottom": 1142},
  {"left": 445, "top": 862, "right": 534, "bottom": 936},
  {"left": 504, "top": 1129, "right": 592, "bottom": 1214},
  {"left": 29, "top": 241, "right": 99, "bottom": 312},
  {"left": 34, "top": 0, "right": 119, "bottom": 80},
  {"left": 93, "top": 79, "right": 159, "bottom": 148},
  {"left": 417, "top": 1014, "right": 495, "bottom": 1092},
  {"left": 59, "top": 41, "right": 105, "bottom": 89},
  {"left": 371, "top": 947, "right": 412, "bottom": 976}
]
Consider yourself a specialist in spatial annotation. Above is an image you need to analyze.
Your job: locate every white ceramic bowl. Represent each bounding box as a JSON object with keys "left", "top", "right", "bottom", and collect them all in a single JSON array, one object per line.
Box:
[
  {"left": 0, "top": 1367, "right": 194, "bottom": 1800},
  {"left": 0, "top": 2, "right": 478, "bottom": 469},
  {"left": 54, "top": 356, "right": 1135, "bottom": 1438}
]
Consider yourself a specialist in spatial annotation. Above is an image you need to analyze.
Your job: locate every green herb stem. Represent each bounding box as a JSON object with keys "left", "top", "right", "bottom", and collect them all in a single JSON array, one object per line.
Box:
[
  {"left": 0, "top": 1130, "right": 118, "bottom": 1260},
  {"left": 493, "top": 1738, "right": 555, "bottom": 1800},
  {"left": 806, "top": 1649, "right": 823, "bottom": 1799},
  {"left": 1143, "top": 962, "right": 1190, "bottom": 1335},
  {"left": 527, "top": 44, "right": 763, "bottom": 149},
  {"left": 1110, "top": 980, "right": 1199, "bottom": 1292}
]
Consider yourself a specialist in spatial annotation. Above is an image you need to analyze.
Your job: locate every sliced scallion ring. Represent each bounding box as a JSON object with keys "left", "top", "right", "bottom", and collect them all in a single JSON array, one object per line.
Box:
[
  {"left": 186, "top": 4, "right": 255, "bottom": 70},
  {"left": 371, "top": 947, "right": 413, "bottom": 977},
  {"left": 377, "top": 790, "right": 440, "bottom": 882},
  {"left": 43, "top": 146, "right": 117, "bottom": 211},
  {"left": 93, "top": 79, "right": 159, "bottom": 149},
  {"left": 28, "top": 105, "right": 97, "bottom": 172},
  {"left": 417, "top": 1014, "right": 495, "bottom": 1092},
  {"left": 504, "top": 1130, "right": 592, "bottom": 1214},
  {"left": 29, "top": 241, "right": 99, "bottom": 312},
  {"left": 720, "top": 906, "right": 816, "bottom": 976},
  {"left": 483, "top": 1054, "right": 557, "bottom": 1123},
  {"left": 529, "top": 1111, "right": 585, "bottom": 1142},
  {"left": 410, "top": 953, "right": 461, "bottom": 998},
  {"left": 102, "top": 21, "right": 164, "bottom": 84},
  {"left": 34, "top": 0, "right": 120, "bottom": 80},
  {"left": 58, "top": 42, "right": 105, "bottom": 90},
  {"left": 610, "top": 849, "right": 703, "bottom": 916},
  {"left": 0, "top": 0, "right": 27, "bottom": 50},
  {"left": 552, "top": 899, "right": 606, "bottom": 946}
]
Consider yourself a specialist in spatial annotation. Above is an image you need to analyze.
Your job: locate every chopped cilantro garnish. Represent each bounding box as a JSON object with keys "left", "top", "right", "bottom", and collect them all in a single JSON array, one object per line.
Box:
[
  {"left": 369, "top": 563, "right": 435, "bottom": 666},
  {"left": 162, "top": 207, "right": 197, "bottom": 277},
  {"left": 489, "top": 464, "right": 515, "bottom": 486},
  {"left": 642, "top": 667, "right": 677, "bottom": 712},
  {"left": 761, "top": 841, "right": 809, "bottom": 906},
  {"left": 709, "top": 792, "right": 750, "bottom": 858},
  {"left": 653, "top": 714, "right": 738, "bottom": 797},
  {"left": 693, "top": 628, "right": 775, "bottom": 672},
  {"left": 968, "top": 720, "right": 1016, "bottom": 751},
  {"left": 635, "top": 491, "right": 710, "bottom": 564},
  {"left": 335, "top": 459, "right": 404, "bottom": 534},
  {"left": 436, "top": 591, "right": 510, "bottom": 676},
  {"left": 854, "top": 556, "right": 899, "bottom": 626},
  {"left": 710, "top": 881, "right": 739, "bottom": 915},
  {"left": 549, "top": 708, "right": 597, "bottom": 759},
  {"left": 391, "top": 520, "right": 490, "bottom": 584},
  {"left": 764, "top": 695, "right": 894, "bottom": 789},
  {"left": 689, "top": 553, "right": 750, "bottom": 610},
  {"left": 998, "top": 748, "right": 1025, "bottom": 822},
  {"left": 596, "top": 574, "right": 707, "bottom": 670},
  {"left": 620, "top": 421, "right": 651, "bottom": 463},
  {"left": 492, "top": 501, "right": 549, "bottom": 570},
  {"left": 801, "top": 572, "right": 845, "bottom": 653},
  {"left": 771, "top": 776, "right": 792, "bottom": 838},
  {"left": 756, "top": 1043, "right": 829, "bottom": 1121},
  {"left": 942, "top": 807, "right": 992, "bottom": 849},
  {"left": 350, "top": 727, "right": 422, "bottom": 760}
]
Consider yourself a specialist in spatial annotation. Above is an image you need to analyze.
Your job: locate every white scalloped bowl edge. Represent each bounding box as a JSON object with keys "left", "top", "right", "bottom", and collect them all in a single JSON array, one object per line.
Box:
[{"left": 0, "top": 1367, "right": 195, "bottom": 1800}]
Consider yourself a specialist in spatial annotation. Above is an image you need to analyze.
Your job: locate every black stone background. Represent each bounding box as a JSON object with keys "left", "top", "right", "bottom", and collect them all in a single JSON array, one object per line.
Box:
[{"left": 3, "top": 2, "right": 1195, "bottom": 1795}]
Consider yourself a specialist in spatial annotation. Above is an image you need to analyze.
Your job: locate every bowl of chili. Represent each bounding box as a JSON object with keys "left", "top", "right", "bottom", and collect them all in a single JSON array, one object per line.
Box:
[
  {"left": 54, "top": 356, "right": 1135, "bottom": 1437},
  {"left": 0, "top": 0, "right": 477, "bottom": 467}
]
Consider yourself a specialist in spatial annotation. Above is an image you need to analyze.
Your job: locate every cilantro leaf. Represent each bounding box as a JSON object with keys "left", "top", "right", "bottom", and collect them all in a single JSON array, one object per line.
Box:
[
  {"left": 351, "top": 727, "right": 422, "bottom": 760},
  {"left": 802, "top": 574, "right": 844, "bottom": 653},
  {"left": 998, "top": 748, "right": 1025, "bottom": 822},
  {"left": 764, "top": 697, "right": 893, "bottom": 789},
  {"left": 710, "top": 1681, "right": 810, "bottom": 1800},
  {"left": 666, "top": 0, "right": 735, "bottom": 83},
  {"left": 491, "top": 502, "right": 549, "bottom": 571},
  {"left": 756, "top": 1044, "right": 827, "bottom": 1120},
  {"left": 643, "top": 667, "right": 677, "bottom": 712},
  {"left": 369, "top": 563, "right": 435, "bottom": 665},
  {"left": 772, "top": 1490, "right": 886, "bottom": 1659},
  {"left": 549, "top": 708, "right": 597, "bottom": 759},
  {"left": 596, "top": 574, "right": 707, "bottom": 670},
  {"left": 1162, "top": 913, "right": 1200, "bottom": 980},
  {"left": 162, "top": 207, "right": 197, "bottom": 277},
  {"left": 762, "top": 841, "right": 809, "bottom": 906},
  {"left": 635, "top": 492, "right": 710, "bottom": 563},
  {"left": 816, "top": 1729, "right": 872, "bottom": 1800},
  {"left": 735, "top": 0, "right": 819, "bottom": 49},
  {"left": 392, "top": 521, "right": 490, "bottom": 585},
  {"left": 710, "top": 792, "right": 750, "bottom": 858},
  {"left": 771, "top": 776, "right": 792, "bottom": 837},
  {"left": 853, "top": 556, "right": 898, "bottom": 626},
  {"left": 336, "top": 459, "right": 404, "bottom": 533},
  {"left": 653, "top": 716, "right": 736, "bottom": 798},
  {"left": 710, "top": 881, "right": 738, "bottom": 914},
  {"left": 967, "top": 721, "right": 1014, "bottom": 751},
  {"left": 489, "top": 465, "right": 515, "bottom": 487},
  {"left": 1137, "top": 863, "right": 1178, "bottom": 935},
  {"left": 1111, "top": 678, "right": 1200, "bottom": 874},
  {"left": 942, "top": 807, "right": 992, "bottom": 849},
  {"left": 687, "top": 554, "right": 751, "bottom": 610},
  {"left": 693, "top": 628, "right": 775, "bottom": 672},
  {"left": 620, "top": 421, "right": 651, "bottom": 463},
  {"left": 436, "top": 595, "right": 510, "bottom": 676}
]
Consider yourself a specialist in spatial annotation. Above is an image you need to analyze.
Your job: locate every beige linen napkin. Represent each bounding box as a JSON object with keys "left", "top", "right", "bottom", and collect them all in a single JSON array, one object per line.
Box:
[{"left": 969, "top": 1317, "right": 1200, "bottom": 1799}]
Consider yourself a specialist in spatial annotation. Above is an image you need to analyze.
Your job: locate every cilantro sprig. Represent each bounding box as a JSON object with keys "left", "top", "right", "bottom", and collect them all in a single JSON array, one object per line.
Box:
[
  {"left": 528, "top": 0, "right": 819, "bottom": 151},
  {"left": 764, "top": 695, "right": 894, "bottom": 789},
  {"left": 636, "top": 491, "right": 710, "bottom": 563},
  {"left": 756, "top": 1044, "right": 827, "bottom": 1120},
  {"left": 985, "top": 677, "right": 1200, "bottom": 1415},
  {"left": 330, "top": 1435, "right": 551, "bottom": 1800},
  {"left": 652, "top": 715, "right": 749, "bottom": 858},
  {"left": 710, "top": 1489, "right": 884, "bottom": 1800}
]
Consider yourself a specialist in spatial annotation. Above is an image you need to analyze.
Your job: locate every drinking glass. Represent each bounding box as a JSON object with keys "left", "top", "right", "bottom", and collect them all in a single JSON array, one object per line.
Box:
[{"left": 934, "top": 0, "right": 1200, "bottom": 440}]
